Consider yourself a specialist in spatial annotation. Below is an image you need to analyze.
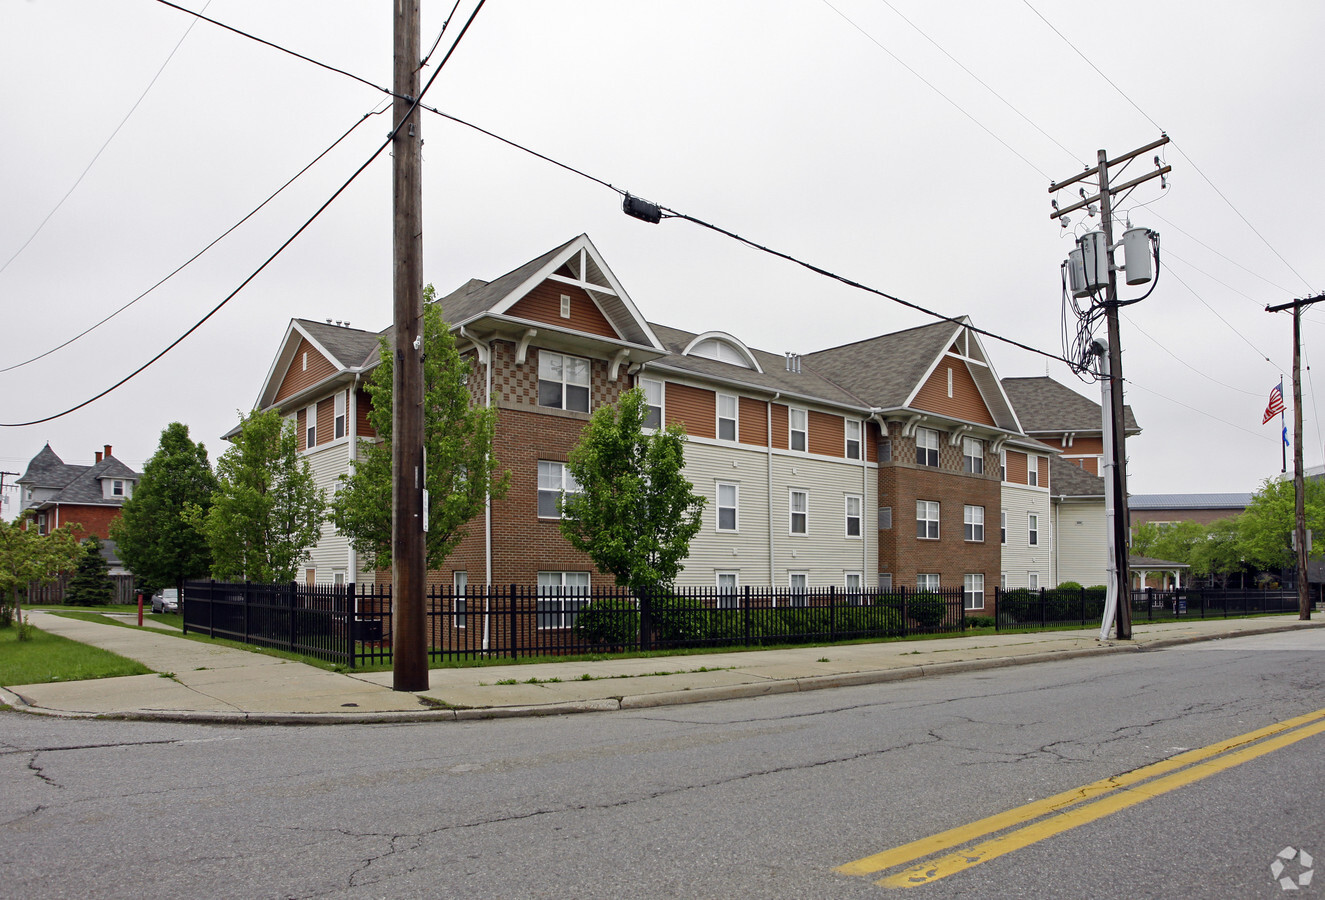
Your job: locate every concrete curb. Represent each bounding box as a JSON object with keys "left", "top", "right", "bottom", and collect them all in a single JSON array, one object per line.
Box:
[{"left": 4, "top": 621, "right": 1319, "bottom": 724}]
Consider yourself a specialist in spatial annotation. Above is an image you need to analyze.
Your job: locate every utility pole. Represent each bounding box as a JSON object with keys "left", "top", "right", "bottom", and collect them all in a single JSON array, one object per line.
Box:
[
  {"left": 392, "top": 0, "right": 428, "bottom": 690},
  {"left": 0, "top": 471, "right": 18, "bottom": 521},
  {"left": 1049, "top": 136, "right": 1171, "bottom": 640},
  {"left": 1266, "top": 292, "right": 1323, "bottom": 621}
]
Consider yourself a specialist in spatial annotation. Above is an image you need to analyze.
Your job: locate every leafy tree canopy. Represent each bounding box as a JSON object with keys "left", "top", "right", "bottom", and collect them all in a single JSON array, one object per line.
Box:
[
  {"left": 0, "top": 520, "right": 84, "bottom": 605},
  {"left": 194, "top": 408, "right": 325, "bottom": 582},
  {"left": 65, "top": 536, "right": 115, "bottom": 607},
  {"left": 1236, "top": 477, "right": 1325, "bottom": 569},
  {"left": 330, "top": 290, "right": 507, "bottom": 571},
  {"left": 560, "top": 387, "right": 706, "bottom": 595},
  {"left": 110, "top": 422, "right": 217, "bottom": 594}
]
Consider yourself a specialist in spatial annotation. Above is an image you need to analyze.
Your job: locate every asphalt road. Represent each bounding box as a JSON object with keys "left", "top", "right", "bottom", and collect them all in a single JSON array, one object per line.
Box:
[{"left": 3, "top": 629, "right": 1322, "bottom": 899}]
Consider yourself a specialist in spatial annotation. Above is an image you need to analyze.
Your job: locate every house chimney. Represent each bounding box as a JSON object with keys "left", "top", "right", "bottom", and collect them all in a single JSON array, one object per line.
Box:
[
  {"left": 95, "top": 451, "right": 103, "bottom": 463},
  {"left": 103, "top": 444, "right": 112, "bottom": 459}
]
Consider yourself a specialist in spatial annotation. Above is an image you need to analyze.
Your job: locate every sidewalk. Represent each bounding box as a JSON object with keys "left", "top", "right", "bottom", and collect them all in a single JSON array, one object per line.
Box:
[{"left": 2, "top": 610, "right": 1320, "bottom": 724}]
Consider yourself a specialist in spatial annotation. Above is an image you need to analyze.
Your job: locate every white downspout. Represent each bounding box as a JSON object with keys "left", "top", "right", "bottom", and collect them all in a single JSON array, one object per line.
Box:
[
  {"left": 767, "top": 393, "right": 780, "bottom": 590},
  {"left": 461, "top": 325, "right": 494, "bottom": 652},
  {"left": 347, "top": 376, "right": 360, "bottom": 589}
]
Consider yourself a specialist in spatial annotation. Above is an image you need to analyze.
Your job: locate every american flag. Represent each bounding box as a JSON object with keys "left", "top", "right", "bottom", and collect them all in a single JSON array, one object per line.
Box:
[{"left": 1263, "top": 381, "right": 1285, "bottom": 424}]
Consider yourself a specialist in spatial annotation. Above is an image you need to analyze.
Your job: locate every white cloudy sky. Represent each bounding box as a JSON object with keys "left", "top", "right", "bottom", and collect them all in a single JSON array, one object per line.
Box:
[{"left": 2, "top": 0, "right": 1322, "bottom": 519}]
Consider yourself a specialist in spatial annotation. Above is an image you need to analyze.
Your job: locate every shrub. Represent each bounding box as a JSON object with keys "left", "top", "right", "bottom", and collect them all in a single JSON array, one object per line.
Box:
[
  {"left": 573, "top": 597, "right": 639, "bottom": 647},
  {"left": 999, "top": 588, "right": 1036, "bottom": 624},
  {"left": 65, "top": 537, "right": 114, "bottom": 607},
  {"left": 648, "top": 594, "right": 707, "bottom": 645},
  {"left": 965, "top": 615, "right": 995, "bottom": 629},
  {"left": 908, "top": 592, "right": 947, "bottom": 629},
  {"left": 1056, "top": 581, "right": 1084, "bottom": 592}
]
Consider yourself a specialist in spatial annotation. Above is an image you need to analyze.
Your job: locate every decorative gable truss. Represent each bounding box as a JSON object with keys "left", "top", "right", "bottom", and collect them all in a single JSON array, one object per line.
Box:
[{"left": 901, "top": 319, "right": 1024, "bottom": 450}]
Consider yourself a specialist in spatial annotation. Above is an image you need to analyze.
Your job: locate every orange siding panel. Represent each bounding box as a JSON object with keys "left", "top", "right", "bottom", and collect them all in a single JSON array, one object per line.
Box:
[
  {"left": 1005, "top": 450, "right": 1027, "bottom": 484},
  {"left": 356, "top": 389, "right": 376, "bottom": 439},
  {"left": 809, "top": 410, "right": 844, "bottom": 458},
  {"left": 296, "top": 408, "right": 307, "bottom": 452},
  {"left": 912, "top": 358, "right": 997, "bottom": 426},
  {"left": 505, "top": 281, "right": 621, "bottom": 339},
  {"left": 1037, "top": 455, "right": 1049, "bottom": 487},
  {"left": 770, "top": 404, "right": 789, "bottom": 450},
  {"left": 739, "top": 396, "right": 768, "bottom": 447},
  {"left": 317, "top": 397, "right": 335, "bottom": 446},
  {"left": 665, "top": 383, "right": 716, "bottom": 439},
  {"left": 275, "top": 338, "right": 338, "bottom": 404}
]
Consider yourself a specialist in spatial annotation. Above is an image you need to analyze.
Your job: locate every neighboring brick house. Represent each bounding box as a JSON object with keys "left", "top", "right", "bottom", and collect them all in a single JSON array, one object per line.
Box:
[
  {"left": 241, "top": 235, "right": 1053, "bottom": 619},
  {"left": 1129, "top": 493, "right": 1251, "bottom": 529},
  {"left": 16, "top": 443, "right": 138, "bottom": 539}
]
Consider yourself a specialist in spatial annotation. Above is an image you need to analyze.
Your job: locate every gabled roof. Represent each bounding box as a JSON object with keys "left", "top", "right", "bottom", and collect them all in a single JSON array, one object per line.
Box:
[
  {"left": 19, "top": 447, "right": 140, "bottom": 509},
  {"left": 803, "top": 318, "right": 1022, "bottom": 432},
  {"left": 1002, "top": 376, "right": 1140, "bottom": 434},
  {"left": 1129, "top": 493, "right": 1252, "bottom": 511},
  {"left": 256, "top": 318, "right": 381, "bottom": 410},
  {"left": 1050, "top": 455, "right": 1105, "bottom": 498},
  {"left": 647, "top": 323, "right": 869, "bottom": 408}
]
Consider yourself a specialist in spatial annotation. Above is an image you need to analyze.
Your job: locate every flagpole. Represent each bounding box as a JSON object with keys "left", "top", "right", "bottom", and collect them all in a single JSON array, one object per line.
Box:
[{"left": 1281, "top": 374, "right": 1287, "bottom": 474}]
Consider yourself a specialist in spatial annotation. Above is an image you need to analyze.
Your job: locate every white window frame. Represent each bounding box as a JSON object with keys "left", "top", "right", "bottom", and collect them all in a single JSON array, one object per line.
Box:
[
  {"left": 453, "top": 571, "right": 468, "bottom": 629},
  {"left": 963, "top": 437, "right": 984, "bottom": 474},
  {"left": 536, "top": 572, "right": 590, "bottom": 629},
  {"left": 640, "top": 377, "right": 664, "bottom": 430},
  {"left": 845, "top": 494, "right": 862, "bottom": 538},
  {"left": 716, "top": 571, "right": 740, "bottom": 609},
  {"left": 788, "top": 572, "right": 809, "bottom": 607},
  {"left": 845, "top": 419, "right": 862, "bottom": 460},
  {"left": 789, "top": 407, "right": 808, "bottom": 452},
  {"left": 538, "top": 461, "right": 582, "bottom": 519},
  {"left": 717, "top": 393, "right": 738, "bottom": 442},
  {"left": 789, "top": 489, "right": 808, "bottom": 535},
  {"left": 1000, "top": 449, "right": 1007, "bottom": 482},
  {"left": 1001, "top": 510, "right": 1007, "bottom": 545},
  {"left": 845, "top": 572, "right": 862, "bottom": 602},
  {"left": 1028, "top": 571, "right": 1040, "bottom": 591},
  {"left": 1028, "top": 455, "right": 1040, "bottom": 486},
  {"left": 916, "top": 427, "right": 939, "bottom": 467},
  {"left": 964, "top": 505, "right": 984, "bottom": 542},
  {"left": 916, "top": 499, "right": 940, "bottom": 540},
  {"left": 559, "top": 293, "right": 571, "bottom": 319},
  {"left": 964, "top": 573, "right": 985, "bottom": 611},
  {"left": 717, "top": 482, "right": 739, "bottom": 532},
  {"left": 917, "top": 573, "right": 941, "bottom": 592},
  {"left": 334, "top": 390, "right": 347, "bottom": 439},
  {"left": 878, "top": 573, "right": 893, "bottom": 591},
  {"left": 538, "top": 351, "right": 591, "bottom": 412},
  {"left": 112, "top": 480, "right": 124, "bottom": 497},
  {"left": 305, "top": 404, "right": 316, "bottom": 449},
  {"left": 1028, "top": 513, "right": 1040, "bottom": 546}
]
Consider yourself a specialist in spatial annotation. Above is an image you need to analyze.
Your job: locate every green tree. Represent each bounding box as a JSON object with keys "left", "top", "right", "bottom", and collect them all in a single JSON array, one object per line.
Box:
[
  {"left": 196, "top": 408, "right": 325, "bottom": 582},
  {"left": 110, "top": 422, "right": 217, "bottom": 596},
  {"left": 1146, "top": 520, "right": 1208, "bottom": 564},
  {"left": 329, "top": 292, "right": 507, "bottom": 570},
  {"left": 1236, "top": 477, "right": 1325, "bottom": 570},
  {"left": 559, "top": 387, "right": 706, "bottom": 595},
  {"left": 0, "top": 521, "right": 84, "bottom": 624},
  {"left": 1189, "top": 517, "right": 1246, "bottom": 585},
  {"left": 65, "top": 536, "right": 115, "bottom": 606}
]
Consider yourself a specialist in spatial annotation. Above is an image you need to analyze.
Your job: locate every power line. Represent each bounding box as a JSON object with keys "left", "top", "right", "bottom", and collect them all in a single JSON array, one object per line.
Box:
[
  {"left": 1021, "top": 0, "right": 1314, "bottom": 294},
  {"left": 1125, "top": 379, "right": 1277, "bottom": 443},
  {"left": 0, "top": 0, "right": 215, "bottom": 277},
  {"left": 1162, "top": 249, "right": 1266, "bottom": 306},
  {"left": 1147, "top": 210, "right": 1295, "bottom": 297},
  {"left": 1120, "top": 311, "right": 1262, "bottom": 398},
  {"left": 153, "top": 0, "right": 400, "bottom": 99},
  {"left": 1164, "top": 260, "right": 1279, "bottom": 368},
  {"left": 421, "top": 0, "right": 464, "bottom": 69},
  {"left": 0, "top": 104, "right": 389, "bottom": 375},
  {"left": 820, "top": 0, "right": 1051, "bottom": 180},
  {"left": 873, "top": 0, "right": 1084, "bottom": 168},
  {"left": 0, "top": 1, "right": 487, "bottom": 428}
]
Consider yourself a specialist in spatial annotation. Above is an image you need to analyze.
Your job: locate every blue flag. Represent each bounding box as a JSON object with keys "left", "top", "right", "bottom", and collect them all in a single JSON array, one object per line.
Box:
[{"left": 1283, "top": 425, "right": 1290, "bottom": 447}]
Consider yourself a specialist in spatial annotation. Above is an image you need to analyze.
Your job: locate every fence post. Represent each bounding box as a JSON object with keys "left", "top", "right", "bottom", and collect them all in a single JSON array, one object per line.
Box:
[
  {"left": 640, "top": 588, "right": 653, "bottom": 652},
  {"left": 509, "top": 584, "right": 518, "bottom": 661},
  {"left": 959, "top": 587, "right": 966, "bottom": 631},
  {"left": 829, "top": 585, "right": 837, "bottom": 641},
  {"left": 288, "top": 581, "right": 298, "bottom": 652},
  {"left": 994, "top": 586, "right": 1000, "bottom": 631},
  {"left": 901, "top": 585, "right": 909, "bottom": 638},
  {"left": 243, "top": 582, "right": 250, "bottom": 644},
  {"left": 1079, "top": 587, "right": 1086, "bottom": 627},
  {"left": 1039, "top": 587, "right": 1045, "bottom": 629},
  {"left": 347, "top": 582, "right": 357, "bottom": 669}
]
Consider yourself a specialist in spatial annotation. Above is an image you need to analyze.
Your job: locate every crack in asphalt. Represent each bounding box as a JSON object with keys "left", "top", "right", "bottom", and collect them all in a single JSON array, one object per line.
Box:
[{"left": 26, "top": 752, "right": 60, "bottom": 788}]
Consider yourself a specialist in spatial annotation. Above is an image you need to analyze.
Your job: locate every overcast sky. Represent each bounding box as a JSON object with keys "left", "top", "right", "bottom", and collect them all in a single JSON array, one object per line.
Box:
[{"left": 3, "top": 0, "right": 1322, "bottom": 519}]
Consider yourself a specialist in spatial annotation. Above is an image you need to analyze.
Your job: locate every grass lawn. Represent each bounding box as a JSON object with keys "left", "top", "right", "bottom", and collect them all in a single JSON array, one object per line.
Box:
[{"left": 0, "top": 622, "right": 151, "bottom": 686}]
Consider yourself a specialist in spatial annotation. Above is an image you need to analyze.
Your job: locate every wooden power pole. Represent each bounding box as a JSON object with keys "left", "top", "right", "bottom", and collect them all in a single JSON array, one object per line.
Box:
[
  {"left": 392, "top": 0, "right": 428, "bottom": 690},
  {"left": 1266, "top": 292, "right": 1323, "bottom": 621}
]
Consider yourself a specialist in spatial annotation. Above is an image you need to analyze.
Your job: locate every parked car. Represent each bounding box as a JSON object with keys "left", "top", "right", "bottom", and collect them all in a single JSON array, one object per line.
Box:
[{"left": 151, "top": 589, "right": 179, "bottom": 614}]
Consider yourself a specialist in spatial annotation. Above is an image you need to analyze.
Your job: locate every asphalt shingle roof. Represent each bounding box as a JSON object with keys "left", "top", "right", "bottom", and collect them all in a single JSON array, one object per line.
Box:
[
  {"left": 1049, "top": 454, "right": 1106, "bottom": 498},
  {"left": 1002, "top": 376, "right": 1139, "bottom": 434},
  {"left": 1129, "top": 493, "right": 1252, "bottom": 510},
  {"left": 17, "top": 445, "right": 140, "bottom": 507},
  {"left": 295, "top": 319, "right": 383, "bottom": 369},
  {"left": 802, "top": 320, "right": 959, "bottom": 410},
  {"left": 16, "top": 443, "right": 74, "bottom": 488}
]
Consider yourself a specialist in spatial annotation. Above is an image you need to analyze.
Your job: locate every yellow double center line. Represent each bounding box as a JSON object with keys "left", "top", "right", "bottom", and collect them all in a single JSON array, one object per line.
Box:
[{"left": 837, "top": 707, "right": 1325, "bottom": 889}]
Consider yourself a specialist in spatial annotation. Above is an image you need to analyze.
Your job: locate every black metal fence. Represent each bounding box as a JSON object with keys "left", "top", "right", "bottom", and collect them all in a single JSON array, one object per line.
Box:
[
  {"left": 993, "top": 586, "right": 1302, "bottom": 631},
  {"left": 183, "top": 581, "right": 975, "bottom": 667}
]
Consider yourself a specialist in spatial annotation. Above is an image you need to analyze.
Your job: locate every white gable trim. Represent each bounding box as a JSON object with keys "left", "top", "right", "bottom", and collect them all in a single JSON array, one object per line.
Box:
[{"left": 681, "top": 331, "right": 765, "bottom": 373}]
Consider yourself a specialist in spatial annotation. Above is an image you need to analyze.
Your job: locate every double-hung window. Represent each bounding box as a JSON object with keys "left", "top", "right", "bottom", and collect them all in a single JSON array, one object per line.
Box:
[
  {"left": 790, "top": 489, "right": 808, "bottom": 535},
  {"left": 789, "top": 408, "right": 808, "bottom": 452},
  {"left": 964, "top": 574, "right": 985, "bottom": 610},
  {"left": 1001, "top": 510, "right": 1007, "bottom": 544},
  {"left": 1028, "top": 513, "right": 1040, "bottom": 546},
  {"left": 334, "top": 391, "right": 346, "bottom": 439},
  {"left": 537, "top": 572, "right": 589, "bottom": 629},
  {"left": 453, "top": 571, "right": 467, "bottom": 629},
  {"left": 963, "top": 437, "right": 983, "bottom": 474},
  {"left": 845, "top": 420, "right": 862, "bottom": 459},
  {"left": 964, "top": 505, "right": 984, "bottom": 542},
  {"left": 916, "top": 427, "right": 939, "bottom": 466},
  {"left": 538, "top": 461, "right": 581, "bottom": 518},
  {"left": 916, "top": 500, "right": 940, "bottom": 539},
  {"left": 1028, "top": 455, "right": 1040, "bottom": 486},
  {"left": 640, "top": 378, "right": 664, "bottom": 429},
  {"left": 305, "top": 404, "right": 316, "bottom": 448},
  {"left": 717, "top": 394, "right": 738, "bottom": 441},
  {"left": 917, "top": 573, "right": 941, "bottom": 592},
  {"left": 788, "top": 572, "right": 808, "bottom": 607},
  {"left": 717, "top": 482, "right": 738, "bottom": 531},
  {"left": 845, "top": 495, "right": 862, "bottom": 538},
  {"left": 717, "top": 571, "right": 739, "bottom": 609},
  {"left": 538, "top": 351, "right": 590, "bottom": 412}
]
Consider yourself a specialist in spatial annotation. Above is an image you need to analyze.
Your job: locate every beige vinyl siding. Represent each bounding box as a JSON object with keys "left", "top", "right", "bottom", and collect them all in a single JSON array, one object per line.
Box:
[
  {"left": 1054, "top": 499, "right": 1108, "bottom": 587},
  {"left": 676, "top": 440, "right": 876, "bottom": 588},
  {"left": 999, "top": 483, "right": 1053, "bottom": 589},
  {"left": 305, "top": 437, "right": 352, "bottom": 583}
]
